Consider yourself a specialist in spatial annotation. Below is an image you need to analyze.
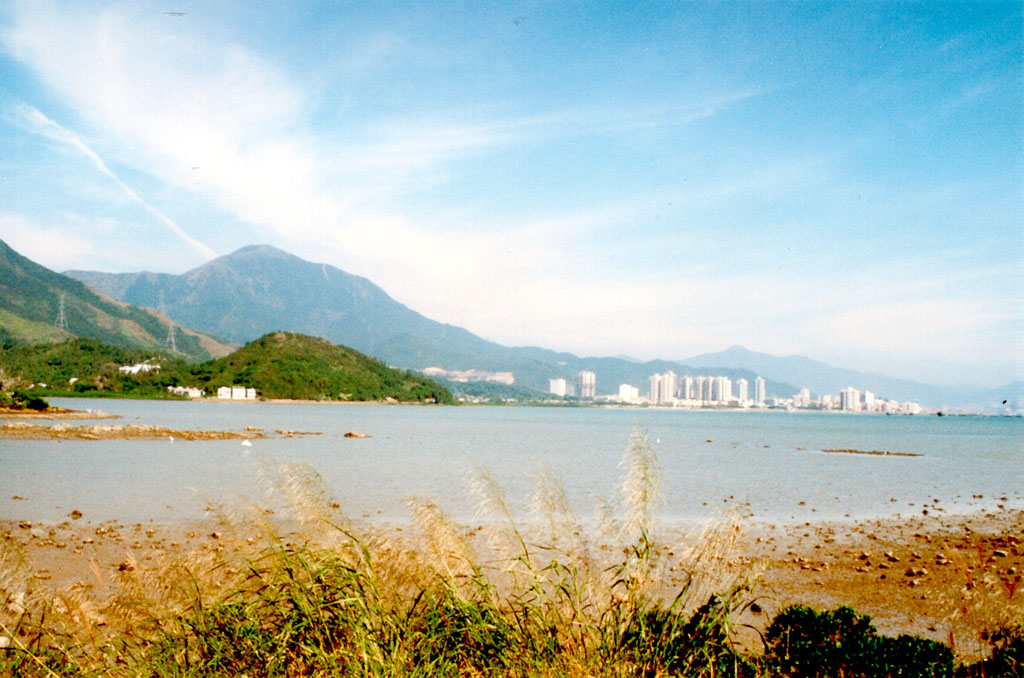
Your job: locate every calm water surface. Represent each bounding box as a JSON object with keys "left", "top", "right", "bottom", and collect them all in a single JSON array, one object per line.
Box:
[{"left": 1, "top": 399, "right": 1021, "bottom": 526}]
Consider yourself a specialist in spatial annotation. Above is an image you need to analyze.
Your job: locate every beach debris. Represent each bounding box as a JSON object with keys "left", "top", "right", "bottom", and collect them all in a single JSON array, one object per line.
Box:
[
  {"left": 344, "top": 431, "right": 371, "bottom": 438},
  {"left": 69, "top": 510, "right": 82, "bottom": 520}
]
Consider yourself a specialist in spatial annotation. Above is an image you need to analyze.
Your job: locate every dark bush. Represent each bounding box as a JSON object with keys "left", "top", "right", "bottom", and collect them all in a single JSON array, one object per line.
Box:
[{"left": 765, "top": 604, "right": 952, "bottom": 678}]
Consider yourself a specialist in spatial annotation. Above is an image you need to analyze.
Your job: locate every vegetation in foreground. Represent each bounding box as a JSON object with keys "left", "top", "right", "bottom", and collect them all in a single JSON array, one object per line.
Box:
[
  {"left": 1, "top": 429, "right": 1021, "bottom": 676},
  {"left": 0, "top": 333, "right": 454, "bottom": 404}
]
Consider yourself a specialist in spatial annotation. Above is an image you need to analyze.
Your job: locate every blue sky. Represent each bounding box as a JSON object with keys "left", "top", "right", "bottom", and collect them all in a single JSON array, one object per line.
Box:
[{"left": 0, "top": 1, "right": 1020, "bottom": 387}]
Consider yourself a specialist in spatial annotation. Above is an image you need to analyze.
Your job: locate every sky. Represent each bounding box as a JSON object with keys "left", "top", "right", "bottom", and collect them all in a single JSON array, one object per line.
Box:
[{"left": 0, "top": 1, "right": 1021, "bottom": 388}]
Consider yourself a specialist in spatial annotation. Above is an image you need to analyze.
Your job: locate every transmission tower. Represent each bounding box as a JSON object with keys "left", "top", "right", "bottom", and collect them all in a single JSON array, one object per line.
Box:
[
  {"left": 158, "top": 291, "right": 178, "bottom": 352},
  {"left": 54, "top": 294, "right": 69, "bottom": 331}
]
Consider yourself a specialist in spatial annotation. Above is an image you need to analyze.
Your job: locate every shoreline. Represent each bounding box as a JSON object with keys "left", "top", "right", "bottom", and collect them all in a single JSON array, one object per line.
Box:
[{"left": 3, "top": 507, "right": 1020, "bottom": 652}]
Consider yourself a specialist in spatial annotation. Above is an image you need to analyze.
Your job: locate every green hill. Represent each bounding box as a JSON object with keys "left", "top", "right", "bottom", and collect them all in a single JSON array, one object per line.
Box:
[
  {"left": 0, "top": 333, "right": 455, "bottom": 403},
  {"left": 0, "top": 239, "right": 233, "bottom": 362},
  {"left": 182, "top": 332, "right": 454, "bottom": 403},
  {"left": 0, "top": 338, "right": 184, "bottom": 397}
]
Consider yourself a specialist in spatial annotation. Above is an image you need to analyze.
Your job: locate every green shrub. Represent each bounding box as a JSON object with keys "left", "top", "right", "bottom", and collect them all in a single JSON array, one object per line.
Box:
[
  {"left": 765, "top": 605, "right": 953, "bottom": 678},
  {"left": 619, "top": 594, "right": 757, "bottom": 677}
]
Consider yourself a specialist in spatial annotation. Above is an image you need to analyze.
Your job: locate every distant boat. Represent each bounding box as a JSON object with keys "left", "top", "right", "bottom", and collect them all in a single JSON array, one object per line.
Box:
[{"left": 241, "top": 439, "right": 252, "bottom": 446}]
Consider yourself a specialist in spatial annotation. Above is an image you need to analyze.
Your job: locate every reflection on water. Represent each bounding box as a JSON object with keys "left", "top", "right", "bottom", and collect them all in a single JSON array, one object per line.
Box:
[{"left": 1, "top": 398, "right": 1021, "bottom": 526}]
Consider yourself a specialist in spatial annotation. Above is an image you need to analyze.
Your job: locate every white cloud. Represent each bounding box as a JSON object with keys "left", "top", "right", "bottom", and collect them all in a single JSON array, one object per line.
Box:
[
  {"left": 2, "top": 2, "right": 1018, "bottom": 388},
  {"left": 0, "top": 212, "right": 96, "bottom": 270},
  {"left": 6, "top": 101, "right": 216, "bottom": 259}
]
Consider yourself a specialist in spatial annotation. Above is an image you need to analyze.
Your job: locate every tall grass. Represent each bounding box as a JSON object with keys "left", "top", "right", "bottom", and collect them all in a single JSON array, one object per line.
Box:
[{"left": 2, "top": 425, "right": 1012, "bottom": 676}]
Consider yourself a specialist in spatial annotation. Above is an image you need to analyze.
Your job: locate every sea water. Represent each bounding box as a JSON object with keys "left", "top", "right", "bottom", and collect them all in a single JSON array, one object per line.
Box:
[{"left": 1, "top": 398, "right": 1021, "bottom": 526}]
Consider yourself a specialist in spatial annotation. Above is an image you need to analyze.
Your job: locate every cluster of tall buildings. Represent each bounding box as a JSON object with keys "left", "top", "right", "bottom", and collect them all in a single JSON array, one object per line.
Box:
[
  {"left": 549, "top": 371, "right": 768, "bottom": 406},
  {"left": 547, "top": 371, "right": 922, "bottom": 413},
  {"left": 818, "top": 387, "right": 921, "bottom": 414},
  {"left": 644, "top": 371, "right": 766, "bottom": 406}
]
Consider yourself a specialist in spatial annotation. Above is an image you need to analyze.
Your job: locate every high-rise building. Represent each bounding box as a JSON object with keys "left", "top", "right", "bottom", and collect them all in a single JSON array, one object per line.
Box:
[
  {"left": 549, "top": 378, "right": 567, "bottom": 397},
  {"left": 618, "top": 384, "right": 640, "bottom": 403},
  {"left": 736, "top": 378, "right": 749, "bottom": 403},
  {"left": 840, "top": 387, "right": 861, "bottom": 411},
  {"left": 694, "top": 376, "right": 707, "bottom": 402},
  {"left": 647, "top": 371, "right": 677, "bottom": 404},
  {"left": 754, "top": 376, "right": 766, "bottom": 405},
  {"left": 712, "top": 376, "right": 732, "bottom": 403},
  {"left": 577, "top": 370, "right": 596, "bottom": 399},
  {"left": 681, "top": 375, "right": 695, "bottom": 400}
]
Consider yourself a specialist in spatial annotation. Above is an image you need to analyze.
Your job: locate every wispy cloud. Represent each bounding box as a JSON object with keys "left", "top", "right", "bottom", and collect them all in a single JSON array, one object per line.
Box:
[{"left": 7, "top": 101, "right": 216, "bottom": 259}]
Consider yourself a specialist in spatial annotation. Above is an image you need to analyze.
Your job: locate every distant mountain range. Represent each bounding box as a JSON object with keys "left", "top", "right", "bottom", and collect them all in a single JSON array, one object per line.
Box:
[
  {"left": 64, "top": 244, "right": 797, "bottom": 398},
  {"left": 0, "top": 240, "right": 232, "bottom": 362},
  {"left": 2, "top": 239, "right": 1016, "bottom": 410}
]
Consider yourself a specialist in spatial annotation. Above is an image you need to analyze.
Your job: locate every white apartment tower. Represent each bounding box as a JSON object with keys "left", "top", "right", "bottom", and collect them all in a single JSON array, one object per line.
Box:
[
  {"left": 549, "top": 378, "right": 568, "bottom": 397},
  {"left": 618, "top": 384, "right": 640, "bottom": 403},
  {"left": 577, "top": 370, "right": 597, "bottom": 399},
  {"left": 840, "top": 387, "right": 861, "bottom": 411},
  {"left": 681, "top": 375, "right": 695, "bottom": 401},
  {"left": 754, "top": 376, "right": 767, "bottom": 405},
  {"left": 736, "top": 378, "right": 749, "bottom": 403},
  {"left": 712, "top": 376, "right": 733, "bottom": 403},
  {"left": 647, "top": 371, "right": 677, "bottom": 404},
  {"left": 694, "top": 376, "right": 707, "bottom": 402}
]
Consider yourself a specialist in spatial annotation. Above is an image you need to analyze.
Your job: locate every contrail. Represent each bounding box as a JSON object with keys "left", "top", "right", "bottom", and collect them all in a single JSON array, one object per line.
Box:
[{"left": 8, "top": 101, "right": 216, "bottom": 259}]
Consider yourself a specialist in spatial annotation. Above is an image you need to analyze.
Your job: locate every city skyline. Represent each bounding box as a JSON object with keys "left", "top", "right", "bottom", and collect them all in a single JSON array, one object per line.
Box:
[
  {"left": 0, "top": 2, "right": 1020, "bottom": 387},
  {"left": 551, "top": 369, "right": 920, "bottom": 413}
]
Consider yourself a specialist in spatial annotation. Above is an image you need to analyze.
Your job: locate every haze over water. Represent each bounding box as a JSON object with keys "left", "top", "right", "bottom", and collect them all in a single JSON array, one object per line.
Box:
[{"left": 2, "top": 399, "right": 1021, "bottom": 528}]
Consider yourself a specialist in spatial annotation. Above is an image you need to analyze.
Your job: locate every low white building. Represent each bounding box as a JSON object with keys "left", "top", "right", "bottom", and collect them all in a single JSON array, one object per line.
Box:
[
  {"left": 618, "top": 384, "right": 640, "bottom": 403},
  {"left": 167, "top": 385, "right": 204, "bottom": 399},
  {"left": 549, "top": 378, "right": 568, "bottom": 397},
  {"left": 119, "top": 363, "right": 160, "bottom": 375},
  {"left": 217, "top": 385, "right": 257, "bottom": 400}
]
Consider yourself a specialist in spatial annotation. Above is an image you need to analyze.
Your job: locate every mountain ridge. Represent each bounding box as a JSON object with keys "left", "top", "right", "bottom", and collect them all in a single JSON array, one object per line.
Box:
[
  {"left": 60, "top": 243, "right": 1018, "bottom": 409},
  {"left": 0, "top": 239, "right": 233, "bottom": 362},
  {"left": 66, "top": 244, "right": 799, "bottom": 398}
]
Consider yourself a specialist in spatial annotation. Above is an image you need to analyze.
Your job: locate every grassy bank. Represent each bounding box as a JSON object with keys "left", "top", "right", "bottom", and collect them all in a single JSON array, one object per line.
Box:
[{"left": 2, "top": 429, "right": 1020, "bottom": 676}]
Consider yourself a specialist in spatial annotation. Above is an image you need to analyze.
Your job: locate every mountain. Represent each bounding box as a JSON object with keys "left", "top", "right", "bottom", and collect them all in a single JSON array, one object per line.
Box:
[
  {"left": 0, "top": 240, "right": 233, "bottom": 362},
  {"left": 682, "top": 345, "right": 1022, "bottom": 411},
  {"left": 66, "top": 245, "right": 799, "bottom": 398}
]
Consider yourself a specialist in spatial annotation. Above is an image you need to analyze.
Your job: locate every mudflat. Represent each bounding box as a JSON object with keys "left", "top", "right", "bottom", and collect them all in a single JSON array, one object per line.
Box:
[{"left": 3, "top": 508, "right": 1019, "bottom": 656}]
